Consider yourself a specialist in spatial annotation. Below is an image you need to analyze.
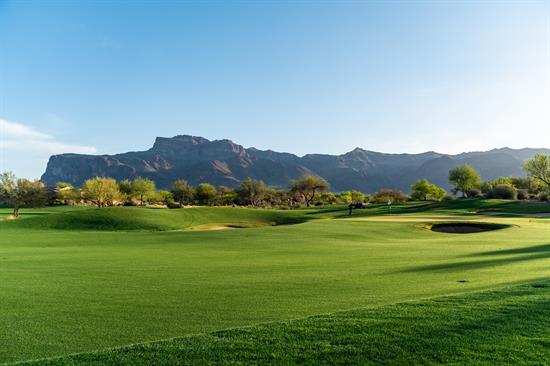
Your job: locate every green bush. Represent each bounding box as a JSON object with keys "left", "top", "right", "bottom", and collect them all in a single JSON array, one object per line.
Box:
[
  {"left": 370, "top": 189, "right": 408, "bottom": 204},
  {"left": 487, "top": 184, "right": 517, "bottom": 200}
]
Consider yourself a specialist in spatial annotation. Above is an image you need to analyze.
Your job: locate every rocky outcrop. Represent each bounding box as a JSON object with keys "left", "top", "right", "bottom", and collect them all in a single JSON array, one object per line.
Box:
[{"left": 41, "top": 135, "right": 550, "bottom": 192}]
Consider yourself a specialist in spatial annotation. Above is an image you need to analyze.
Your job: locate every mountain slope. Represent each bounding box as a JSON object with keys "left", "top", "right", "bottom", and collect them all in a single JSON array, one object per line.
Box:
[{"left": 41, "top": 135, "right": 550, "bottom": 192}]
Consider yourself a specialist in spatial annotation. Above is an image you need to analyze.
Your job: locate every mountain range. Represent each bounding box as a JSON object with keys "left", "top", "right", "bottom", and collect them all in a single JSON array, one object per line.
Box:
[{"left": 41, "top": 135, "right": 550, "bottom": 193}]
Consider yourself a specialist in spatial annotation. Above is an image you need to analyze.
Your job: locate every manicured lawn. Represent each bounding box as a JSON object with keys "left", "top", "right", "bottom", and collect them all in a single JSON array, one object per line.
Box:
[
  {"left": 1, "top": 200, "right": 549, "bottom": 363},
  {"left": 21, "top": 280, "right": 550, "bottom": 365}
]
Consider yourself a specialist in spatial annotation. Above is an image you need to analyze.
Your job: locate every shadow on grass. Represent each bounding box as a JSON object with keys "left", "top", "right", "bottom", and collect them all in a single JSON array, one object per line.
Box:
[
  {"left": 5, "top": 212, "right": 53, "bottom": 218},
  {"left": 471, "top": 243, "right": 550, "bottom": 257},
  {"left": 401, "top": 245, "right": 550, "bottom": 273}
]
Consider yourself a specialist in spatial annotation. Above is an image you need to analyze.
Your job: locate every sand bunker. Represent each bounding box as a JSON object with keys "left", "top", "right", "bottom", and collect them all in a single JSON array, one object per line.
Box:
[
  {"left": 208, "top": 226, "right": 238, "bottom": 231},
  {"left": 430, "top": 222, "right": 508, "bottom": 234}
]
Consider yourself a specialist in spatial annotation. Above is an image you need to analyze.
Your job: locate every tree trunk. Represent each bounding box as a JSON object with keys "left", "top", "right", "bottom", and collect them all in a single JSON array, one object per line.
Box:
[{"left": 306, "top": 189, "right": 317, "bottom": 207}]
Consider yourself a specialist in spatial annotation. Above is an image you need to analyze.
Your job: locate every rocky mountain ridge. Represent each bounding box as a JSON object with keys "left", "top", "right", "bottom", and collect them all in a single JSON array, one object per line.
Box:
[{"left": 41, "top": 135, "right": 550, "bottom": 193}]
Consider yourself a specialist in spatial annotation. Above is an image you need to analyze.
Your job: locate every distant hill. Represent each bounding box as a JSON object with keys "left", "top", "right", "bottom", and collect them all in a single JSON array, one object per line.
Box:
[{"left": 41, "top": 135, "right": 550, "bottom": 193}]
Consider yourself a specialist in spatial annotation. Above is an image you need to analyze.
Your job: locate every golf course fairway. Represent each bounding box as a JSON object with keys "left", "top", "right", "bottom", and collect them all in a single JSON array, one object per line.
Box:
[{"left": 1, "top": 200, "right": 549, "bottom": 364}]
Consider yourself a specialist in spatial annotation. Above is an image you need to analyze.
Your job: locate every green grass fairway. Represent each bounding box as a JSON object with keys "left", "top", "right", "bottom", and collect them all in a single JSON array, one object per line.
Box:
[
  {"left": 1, "top": 200, "right": 549, "bottom": 364},
  {"left": 20, "top": 280, "right": 550, "bottom": 365}
]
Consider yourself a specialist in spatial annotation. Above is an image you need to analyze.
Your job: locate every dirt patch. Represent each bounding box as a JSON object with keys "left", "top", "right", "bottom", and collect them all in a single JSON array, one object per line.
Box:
[{"left": 430, "top": 222, "right": 508, "bottom": 234}]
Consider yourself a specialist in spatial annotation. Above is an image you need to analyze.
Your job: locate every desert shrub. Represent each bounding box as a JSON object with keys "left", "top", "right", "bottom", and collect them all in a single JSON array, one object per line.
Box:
[
  {"left": 370, "top": 189, "right": 408, "bottom": 204},
  {"left": 410, "top": 179, "right": 446, "bottom": 201},
  {"left": 157, "top": 190, "right": 175, "bottom": 205},
  {"left": 122, "top": 199, "right": 137, "bottom": 206},
  {"left": 465, "top": 188, "right": 482, "bottom": 198},
  {"left": 487, "top": 184, "right": 517, "bottom": 200},
  {"left": 517, "top": 189, "right": 529, "bottom": 200},
  {"left": 167, "top": 201, "right": 182, "bottom": 209},
  {"left": 480, "top": 181, "right": 493, "bottom": 195},
  {"left": 510, "top": 177, "right": 532, "bottom": 190},
  {"left": 350, "top": 190, "right": 366, "bottom": 203},
  {"left": 317, "top": 192, "right": 337, "bottom": 205},
  {"left": 337, "top": 191, "right": 352, "bottom": 204}
]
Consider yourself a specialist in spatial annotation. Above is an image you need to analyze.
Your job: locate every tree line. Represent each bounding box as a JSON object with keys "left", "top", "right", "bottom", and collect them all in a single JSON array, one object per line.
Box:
[
  {"left": 1, "top": 154, "right": 549, "bottom": 216},
  {"left": 447, "top": 154, "right": 550, "bottom": 200}
]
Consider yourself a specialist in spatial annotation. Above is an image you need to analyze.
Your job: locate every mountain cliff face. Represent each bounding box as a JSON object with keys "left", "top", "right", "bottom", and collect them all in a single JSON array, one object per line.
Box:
[{"left": 41, "top": 135, "right": 550, "bottom": 192}]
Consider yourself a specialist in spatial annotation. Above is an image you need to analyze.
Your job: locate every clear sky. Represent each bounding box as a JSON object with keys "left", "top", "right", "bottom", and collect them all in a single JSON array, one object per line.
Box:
[{"left": 1, "top": 0, "right": 549, "bottom": 179}]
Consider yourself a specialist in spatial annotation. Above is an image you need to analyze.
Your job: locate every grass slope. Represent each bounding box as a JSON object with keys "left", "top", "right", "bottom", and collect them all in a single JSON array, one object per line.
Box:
[
  {"left": 0, "top": 206, "right": 308, "bottom": 231},
  {"left": 18, "top": 280, "right": 550, "bottom": 365},
  {"left": 1, "top": 200, "right": 549, "bottom": 363},
  {"left": 325, "top": 199, "right": 550, "bottom": 218}
]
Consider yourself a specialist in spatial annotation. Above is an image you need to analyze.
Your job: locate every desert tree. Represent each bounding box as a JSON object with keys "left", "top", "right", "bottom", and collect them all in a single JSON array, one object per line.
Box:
[
  {"left": 290, "top": 175, "right": 329, "bottom": 207},
  {"left": 337, "top": 191, "right": 352, "bottom": 204},
  {"left": 82, "top": 177, "right": 120, "bottom": 207},
  {"left": 216, "top": 186, "right": 237, "bottom": 206},
  {"left": 350, "top": 190, "right": 366, "bottom": 204},
  {"left": 235, "top": 177, "right": 266, "bottom": 207},
  {"left": 195, "top": 183, "right": 217, "bottom": 205},
  {"left": 448, "top": 165, "right": 481, "bottom": 197},
  {"left": 157, "top": 190, "right": 174, "bottom": 205},
  {"left": 0, "top": 172, "right": 47, "bottom": 217},
  {"left": 170, "top": 179, "right": 194, "bottom": 205},
  {"left": 54, "top": 182, "right": 78, "bottom": 205},
  {"left": 263, "top": 188, "right": 288, "bottom": 207},
  {"left": 318, "top": 192, "right": 337, "bottom": 205},
  {"left": 524, "top": 154, "right": 550, "bottom": 190},
  {"left": 117, "top": 179, "right": 134, "bottom": 205},
  {"left": 371, "top": 189, "right": 408, "bottom": 204},
  {"left": 410, "top": 179, "right": 446, "bottom": 201},
  {"left": 131, "top": 177, "right": 156, "bottom": 206}
]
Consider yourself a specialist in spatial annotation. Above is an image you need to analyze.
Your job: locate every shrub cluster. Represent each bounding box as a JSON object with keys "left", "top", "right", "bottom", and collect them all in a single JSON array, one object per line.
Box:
[{"left": 371, "top": 189, "right": 408, "bottom": 204}]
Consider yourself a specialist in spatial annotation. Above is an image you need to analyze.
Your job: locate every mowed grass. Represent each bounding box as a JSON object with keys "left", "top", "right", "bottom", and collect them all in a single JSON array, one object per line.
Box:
[
  {"left": 0, "top": 206, "right": 308, "bottom": 231},
  {"left": 20, "top": 280, "right": 550, "bottom": 366},
  {"left": 1, "top": 200, "right": 549, "bottom": 363}
]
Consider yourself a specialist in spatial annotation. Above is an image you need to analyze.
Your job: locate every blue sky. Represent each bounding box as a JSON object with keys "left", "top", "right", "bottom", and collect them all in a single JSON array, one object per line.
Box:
[{"left": 1, "top": 0, "right": 549, "bottom": 179}]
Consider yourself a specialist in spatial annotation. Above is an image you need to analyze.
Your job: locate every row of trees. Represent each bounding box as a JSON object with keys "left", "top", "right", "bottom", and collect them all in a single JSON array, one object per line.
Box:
[
  {"left": 75, "top": 175, "right": 412, "bottom": 208},
  {"left": 447, "top": 154, "right": 550, "bottom": 200},
  {"left": 0, "top": 172, "right": 47, "bottom": 217},
  {"left": 77, "top": 175, "right": 334, "bottom": 208},
  {"left": 1, "top": 154, "right": 549, "bottom": 215}
]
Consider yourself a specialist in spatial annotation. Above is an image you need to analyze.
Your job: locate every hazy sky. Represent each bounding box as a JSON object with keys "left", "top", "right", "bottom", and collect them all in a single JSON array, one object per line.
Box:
[{"left": 1, "top": 0, "right": 549, "bottom": 179}]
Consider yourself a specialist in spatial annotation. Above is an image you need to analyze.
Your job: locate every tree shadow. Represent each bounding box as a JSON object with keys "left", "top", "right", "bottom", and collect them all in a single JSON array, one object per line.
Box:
[
  {"left": 470, "top": 243, "right": 550, "bottom": 257},
  {"left": 400, "top": 245, "right": 550, "bottom": 273}
]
